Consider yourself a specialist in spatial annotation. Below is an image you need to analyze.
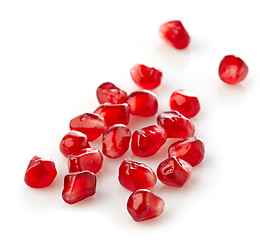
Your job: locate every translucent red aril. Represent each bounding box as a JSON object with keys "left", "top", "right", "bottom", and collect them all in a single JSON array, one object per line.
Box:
[
  {"left": 94, "top": 103, "right": 130, "bottom": 127},
  {"left": 24, "top": 156, "right": 57, "bottom": 188},
  {"left": 102, "top": 124, "right": 131, "bottom": 159},
  {"left": 127, "top": 189, "right": 165, "bottom": 222},
  {"left": 168, "top": 136, "right": 205, "bottom": 167},
  {"left": 59, "top": 130, "right": 90, "bottom": 158},
  {"left": 96, "top": 82, "right": 128, "bottom": 104},
  {"left": 157, "top": 156, "right": 192, "bottom": 187},
  {"left": 130, "top": 64, "right": 162, "bottom": 90},
  {"left": 127, "top": 90, "right": 158, "bottom": 117},
  {"left": 68, "top": 148, "right": 103, "bottom": 174},
  {"left": 157, "top": 111, "right": 195, "bottom": 139},
  {"left": 69, "top": 113, "right": 105, "bottom": 142},
  {"left": 62, "top": 171, "right": 96, "bottom": 204},
  {"left": 218, "top": 55, "right": 249, "bottom": 84},
  {"left": 169, "top": 89, "right": 200, "bottom": 118},
  {"left": 159, "top": 20, "right": 190, "bottom": 49},
  {"left": 118, "top": 160, "right": 157, "bottom": 191},
  {"left": 131, "top": 125, "right": 167, "bottom": 157}
]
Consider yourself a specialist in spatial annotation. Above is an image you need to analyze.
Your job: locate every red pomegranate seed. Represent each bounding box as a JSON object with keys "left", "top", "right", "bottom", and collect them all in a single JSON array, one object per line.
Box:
[
  {"left": 24, "top": 156, "right": 57, "bottom": 188},
  {"left": 127, "top": 189, "right": 164, "bottom": 222},
  {"left": 69, "top": 113, "right": 105, "bottom": 142},
  {"left": 130, "top": 64, "right": 162, "bottom": 90},
  {"left": 131, "top": 125, "right": 167, "bottom": 157},
  {"left": 96, "top": 82, "right": 128, "bottom": 104},
  {"left": 157, "top": 111, "right": 195, "bottom": 139},
  {"left": 168, "top": 136, "right": 205, "bottom": 167},
  {"left": 94, "top": 103, "right": 130, "bottom": 127},
  {"left": 118, "top": 160, "right": 157, "bottom": 191},
  {"left": 218, "top": 55, "right": 249, "bottom": 84},
  {"left": 102, "top": 124, "right": 131, "bottom": 159},
  {"left": 68, "top": 148, "right": 103, "bottom": 174},
  {"left": 62, "top": 171, "right": 96, "bottom": 204},
  {"left": 127, "top": 90, "right": 158, "bottom": 117},
  {"left": 169, "top": 89, "right": 200, "bottom": 118},
  {"left": 157, "top": 156, "right": 192, "bottom": 187},
  {"left": 59, "top": 130, "right": 89, "bottom": 158},
  {"left": 159, "top": 20, "right": 190, "bottom": 49}
]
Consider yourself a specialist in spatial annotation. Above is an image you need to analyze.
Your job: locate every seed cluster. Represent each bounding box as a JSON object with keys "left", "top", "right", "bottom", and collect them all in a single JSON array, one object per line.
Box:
[{"left": 24, "top": 20, "right": 248, "bottom": 222}]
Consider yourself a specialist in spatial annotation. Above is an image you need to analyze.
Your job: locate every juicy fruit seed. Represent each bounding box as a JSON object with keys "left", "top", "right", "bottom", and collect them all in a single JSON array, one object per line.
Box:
[
  {"left": 96, "top": 82, "right": 128, "bottom": 104},
  {"left": 69, "top": 113, "right": 105, "bottom": 142},
  {"left": 68, "top": 148, "right": 103, "bottom": 174},
  {"left": 130, "top": 64, "right": 162, "bottom": 90},
  {"left": 157, "top": 111, "right": 195, "bottom": 139},
  {"left": 127, "top": 90, "right": 158, "bottom": 117},
  {"left": 24, "top": 156, "right": 57, "bottom": 188},
  {"left": 169, "top": 89, "right": 200, "bottom": 118},
  {"left": 59, "top": 130, "right": 89, "bottom": 158},
  {"left": 94, "top": 103, "right": 130, "bottom": 128},
  {"left": 62, "top": 171, "right": 96, "bottom": 204},
  {"left": 159, "top": 20, "right": 190, "bottom": 49},
  {"left": 131, "top": 124, "right": 167, "bottom": 157},
  {"left": 118, "top": 160, "right": 157, "bottom": 191},
  {"left": 127, "top": 189, "right": 165, "bottom": 222},
  {"left": 168, "top": 136, "right": 205, "bottom": 167},
  {"left": 218, "top": 55, "right": 249, "bottom": 84},
  {"left": 157, "top": 156, "right": 192, "bottom": 187},
  {"left": 102, "top": 124, "right": 131, "bottom": 159}
]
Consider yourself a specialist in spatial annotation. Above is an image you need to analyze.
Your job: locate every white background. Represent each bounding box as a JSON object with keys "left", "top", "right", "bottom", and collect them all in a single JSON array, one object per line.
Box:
[{"left": 1, "top": 0, "right": 260, "bottom": 239}]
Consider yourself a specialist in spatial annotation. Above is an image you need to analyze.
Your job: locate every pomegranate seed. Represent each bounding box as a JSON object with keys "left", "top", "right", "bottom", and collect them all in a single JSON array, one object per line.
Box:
[
  {"left": 218, "top": 55, "right": 249, "bottom": 84},
  {"left": 159, "top": 20, "right": 190, "bottom": 49},
  {"left": 94, "top": 103, "right": 130, "bottom": 127},
  {"left": 130, "top": 64, "right": 162, "bottom": 90},
  {"left": 102, "top": 124, "right": 131, "bottom": 159},
  {"left": 62, "top": 171, "right": 96, "bottom": 204},
  {"left": 69, "top": 113, "right": 105, "bottom": 142},
  {"left": 169, "top": 89, "right": 200, "bottom": 118},
  {"left": 127, "top": 90, "right": 158, "bottom": 117},
  {"left": 168, "top": 136, "right": 205, "bottom": 167},
  {"left": 157, "top": 156, "right": 192, "bottom": 187},
  {"left": 24, "top": 156, "right": 57, "bottom": 188},
  {"left": 127, "top": 189, "right": 164, "bottom": 222},
  {"left": 118, "top": 160, "right": 157, "bottom": 191},
  {"left": 131, "top": 125, "right": 167, "bottom": 157},
  {"left": 157, "top": 111, "right": 195, "bottom": 139},
  {"left": 59, "top": 130, "right": 89, "bottom": 158},
  {"left": 68, "top": 148, "right": 103, "bottom": 174},
  {"left": 96, "top": 82, "right": 128, "bottom": 104}
]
